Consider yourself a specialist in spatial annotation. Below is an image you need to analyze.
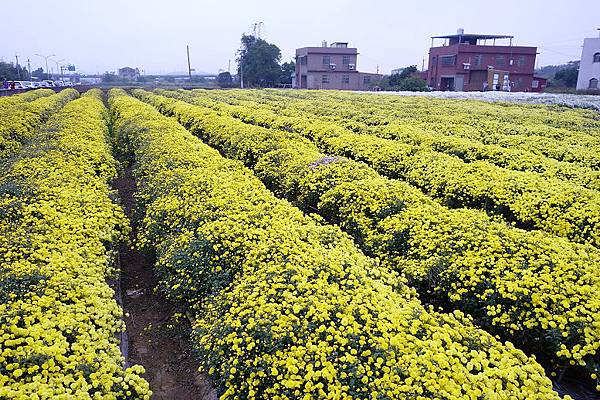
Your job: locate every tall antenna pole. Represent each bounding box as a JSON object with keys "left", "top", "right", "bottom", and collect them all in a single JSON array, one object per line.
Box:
[
  {"left": 187, "top": 45, "right": 192, "bottom": 81},
  {"left": 15, "top": 55, "right": 21, "bottom": 80},
  {"left": 228, "top": 59, "right": 231, "bottom": 73}
]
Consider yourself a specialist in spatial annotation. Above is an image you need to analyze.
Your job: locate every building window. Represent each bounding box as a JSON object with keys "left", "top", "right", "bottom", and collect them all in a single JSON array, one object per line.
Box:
[
  {"left": 496, "top": 55, "right": 505, "bottom": 66},
  {"left": 441, "top": 55, "right": 456, "bottom": 66},
  {"left": 473, "top": 55, "right": 483, "bottom": 66},
  {"left": 363, "top": 76, "right": 371, "bottom": 85},
  {"left": 590, "top": 78, "right": 599, "bottom": 89},
  {"left": 532, "top": 80, "right": 539, "bottom": 89},
  {"left": 594, "top": 53, "right": 600, "bottom": 63},
  {"left": 517, "top": 55, "right": 525, "bottom": 67},
  {"left": 322, "top": 74, "right": 329, "bottom": 84},
  {"left": 342, "top": 74, "right": 350, "bottom": 84},
  {"left": 342, "top": 56, "right": 350, "bottom": 65},
  {"left": 323, "top": 56, "right": 331, "bottom": 65},
  {"left": 299, "top": 56, "right": 307, "bottom": 65}
]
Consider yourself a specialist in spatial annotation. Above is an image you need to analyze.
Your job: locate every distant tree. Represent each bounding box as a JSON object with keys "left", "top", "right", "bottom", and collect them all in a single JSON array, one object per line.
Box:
[
  {"left": 237, "top": 34, "right": 282, "bottom": 87},
  {"left": 279, "top": 61, "right": 295, "bottom": 85},
  {"left": 217, "top": 71, "right": 233, "bottom": 86},
  {"left": 31, "top": 67, "right": 44, "bottom": 79},
  {"left": 102, "top": 72, "right": 117, "bottom": 83},
  {"left": 0, "top": 61, "right": 30, "bottom": 80},
  {"left": 397, "top": 76, "right": 428, "bottom": 91},
  {"left": 535, "top": 61, "right": 579, "bottom": 79},
  {"left": 552, "top": 66, "right": 579, "bottom": 88},
  {"left": 399, "top": 65, "right": 418, "bottom": 80},
  {"left": 380, "top": 65, "right": 427, "bottom": 92}
]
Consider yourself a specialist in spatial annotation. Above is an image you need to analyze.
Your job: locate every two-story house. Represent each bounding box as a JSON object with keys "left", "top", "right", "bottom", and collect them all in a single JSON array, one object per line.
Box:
[
  {"left": 427, "top": 30, "right": 538, "bottom": 92},
  {"left": 294, "top": 41, "right": 381, "bottom": 90}
]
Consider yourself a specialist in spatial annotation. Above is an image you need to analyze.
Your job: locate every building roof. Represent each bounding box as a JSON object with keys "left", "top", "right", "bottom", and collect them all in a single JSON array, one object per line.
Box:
[{"left": 431, "top": 33, "right": 514, "bottom": 40}]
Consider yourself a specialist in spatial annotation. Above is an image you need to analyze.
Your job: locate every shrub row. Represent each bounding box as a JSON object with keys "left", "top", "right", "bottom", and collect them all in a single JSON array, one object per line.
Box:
[
  {"left": 240, "top": 89, "right": 600, "bottom": 170},
  {"left": 138, "top": 89, "right": 600, "bottom": 384},
  {"left": 0, "top": 90, "right": 151, "bottom": 399},
  {"left": 253, "top": 89, "right": 600, "bottom": 144},
  {"left": 0, "top": 88, "right": 79, "bottom": 161},
  {"left": 0, "top": 89, "right": 55, "bottom": 107},
  {"left": 199, "top": 89, "right": 600, "bottom": 191},
  {"left": 167, "top": 89, "right": 600, "bottom": 248},
  {"left": 112, "top": 89, "right": 566, "bottom": 399}
]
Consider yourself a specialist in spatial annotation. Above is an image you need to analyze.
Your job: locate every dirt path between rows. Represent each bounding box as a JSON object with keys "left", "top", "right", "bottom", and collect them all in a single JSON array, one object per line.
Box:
[{"left": 114, "top": 165, "right": 216, "bottom": 400}]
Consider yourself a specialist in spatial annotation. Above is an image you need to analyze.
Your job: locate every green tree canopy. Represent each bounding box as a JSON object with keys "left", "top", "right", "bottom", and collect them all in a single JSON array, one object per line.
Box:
[
  {"left": 0, "top": 61, "right": 30, "bottom": 81},
  {"left": 31, "top": 67, "right": 44, "bottom": 79},
  {"left": 380, "top": 65, "right": 427, "bottom": 92},
  {"left": 552, "top": 66, "right": 579, "bottom": 88},
  {"left": 217, "top": 71, "right": 233, "bottom": 87},
  {"left": 237, "top": 34, "right": 282, "bottom": 87},
  {"left": 279, "top": 61, "right": 295, "bottom": 85}
]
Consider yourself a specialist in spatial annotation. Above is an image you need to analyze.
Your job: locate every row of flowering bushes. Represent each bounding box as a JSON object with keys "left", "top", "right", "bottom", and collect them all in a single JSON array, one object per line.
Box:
[
  {"left": 165, "top": 89, "right": 600, "bottom": 248},
  {"left": 0, "top": 88, "right": 55, "bottom": 107},
  {"left": 0, "top": 88, "right": 79, "bottom": 161},
  {"left": 138, "top": 89, "right": 600, "bottom": 386},
  {"left": 250, "top": 89, "right": 600, "bottom": 154},
  {"left": 0, "top": 89, "right": 151, "bottom": 399},
  {"left": 111, "top": 89, "right": 566, "bottom": 399},
  {"left": 199, "top": 89, "right": 600, "bottom": 191}
]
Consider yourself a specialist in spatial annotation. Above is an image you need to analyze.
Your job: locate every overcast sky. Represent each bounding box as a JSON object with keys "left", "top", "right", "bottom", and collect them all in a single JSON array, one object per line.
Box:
[{"left": 1, "top": 0, "right": 598, "bottom": 75}]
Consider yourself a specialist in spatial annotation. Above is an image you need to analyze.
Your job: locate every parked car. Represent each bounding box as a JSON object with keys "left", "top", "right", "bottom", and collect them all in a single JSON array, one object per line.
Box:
[{"left": 8, "top": 81, "right": 28, "bottom": 89}]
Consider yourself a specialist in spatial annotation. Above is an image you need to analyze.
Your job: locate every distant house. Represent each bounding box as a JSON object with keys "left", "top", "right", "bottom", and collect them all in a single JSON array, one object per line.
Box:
[
  {"left": 427, "top": 29, "right": 538, "bottom": 92},
  {"left": 294, "top": 41, "right": 382, "bottom": 90},
  {"left": 118, "top": 67, "right": 140, "bottom": 80},
  {"left": 576, "top": 36, "right": 600, "bottom": 91}
]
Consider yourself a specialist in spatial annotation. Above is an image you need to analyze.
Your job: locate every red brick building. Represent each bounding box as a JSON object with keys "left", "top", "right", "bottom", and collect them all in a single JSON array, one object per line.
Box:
[{"left": 427, "top": 30, "right": 538, "bottom": 92}]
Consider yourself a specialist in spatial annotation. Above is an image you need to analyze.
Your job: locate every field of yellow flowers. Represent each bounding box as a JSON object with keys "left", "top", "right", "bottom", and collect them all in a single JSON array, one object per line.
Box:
[{"left": 1, "top": 87, "right": 599, "bottom": 398}]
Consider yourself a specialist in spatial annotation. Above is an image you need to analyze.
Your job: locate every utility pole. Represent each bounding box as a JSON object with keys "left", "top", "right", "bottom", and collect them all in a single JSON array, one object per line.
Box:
[
  {"left": 15, "top": 55, "right": 21, "bottom": 80},
  {"left": 228, "top": 59, "right": 231, "bottom": 74},
  {"left": 27, "top": 58, "right": 31, "bottom": 78},
  {"left": 376, "top": 64, "right": 379, "bottom": 74},
  {"left": 422, "top": 57, "right": 425, "bottom": 71},
  {"left": 240, "top": 62, "right": 244, "bottom": 88},
  {"left": 54, "top": 59, "right": 65, "bottom": 80},
  {"left": 187, "top": 45, "right": 192, "bottom": 81}
]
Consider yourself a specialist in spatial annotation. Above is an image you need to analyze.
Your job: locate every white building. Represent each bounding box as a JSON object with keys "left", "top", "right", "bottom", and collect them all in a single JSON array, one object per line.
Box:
[{"left": 576, "top": 37, "right": 600, "bottom": 91}]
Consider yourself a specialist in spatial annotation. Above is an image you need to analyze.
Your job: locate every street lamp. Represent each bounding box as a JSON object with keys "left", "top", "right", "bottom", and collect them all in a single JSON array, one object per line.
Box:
[
  {"left": 35, "top": 53, "right": 56, "bottom": 80},
  {"left": 54, "top": 59, "right": 65, "bottom": 79}
]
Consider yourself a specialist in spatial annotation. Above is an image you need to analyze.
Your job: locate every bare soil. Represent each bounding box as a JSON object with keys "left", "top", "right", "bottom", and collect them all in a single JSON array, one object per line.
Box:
[{"left": 114, "top": 165, "right": 216, "bottom": 400}]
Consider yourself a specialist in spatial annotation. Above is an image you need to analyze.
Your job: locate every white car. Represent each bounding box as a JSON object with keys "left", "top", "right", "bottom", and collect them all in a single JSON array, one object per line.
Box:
[{"left": 9, "top": 81, "right": 28, "bottom": 89}]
